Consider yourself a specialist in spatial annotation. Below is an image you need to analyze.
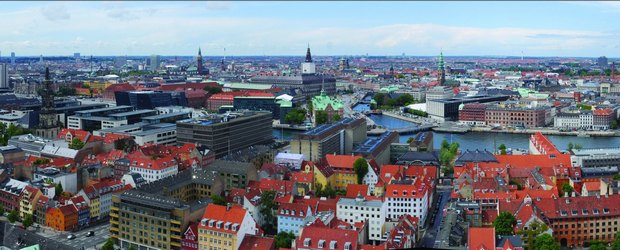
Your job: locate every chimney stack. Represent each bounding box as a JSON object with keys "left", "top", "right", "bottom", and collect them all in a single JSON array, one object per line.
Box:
[{"left": 226, "top": 203, "right": 232, "bottom": 211}]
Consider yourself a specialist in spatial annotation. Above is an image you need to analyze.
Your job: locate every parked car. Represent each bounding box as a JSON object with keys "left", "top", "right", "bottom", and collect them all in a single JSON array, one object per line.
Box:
[
  {"left": 67, "top": 234, "right": 76, "bottom": 240},
  {"left": 86, "top": 231, "right": 95, "bottom": 237}
]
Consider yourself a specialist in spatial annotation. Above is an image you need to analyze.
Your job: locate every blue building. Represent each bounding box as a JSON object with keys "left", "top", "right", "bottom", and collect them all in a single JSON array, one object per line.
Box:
[
  {"left": 115, "top": 91, "right": 187, "bottom": 109},
  {"left": 277, "top": 203, "right": 313, "bottom": 236}
]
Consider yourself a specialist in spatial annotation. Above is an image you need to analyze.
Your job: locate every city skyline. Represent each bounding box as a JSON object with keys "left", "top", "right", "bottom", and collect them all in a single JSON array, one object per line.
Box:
[{"left": 1, "top": 1, "right": 620, "bottom": 57}]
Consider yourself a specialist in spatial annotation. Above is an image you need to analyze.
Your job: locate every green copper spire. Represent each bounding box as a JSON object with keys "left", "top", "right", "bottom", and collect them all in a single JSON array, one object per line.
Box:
[{"left": 438, "top": 51, "right": 444, "bottom": 70}]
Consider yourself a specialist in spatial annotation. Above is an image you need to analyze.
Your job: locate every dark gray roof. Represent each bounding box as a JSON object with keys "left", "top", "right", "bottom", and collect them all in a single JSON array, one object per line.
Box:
[
  {"left": 496, "top": 236, "right": 523, "bottom": 248},
  {"left": 207, "top": 160, "right": 253, "bottom": 175},
  {"left": 455, "top": 149, "right": 498, "bottom": 165},
  {"left": 396, "top": 151, "right": 440, "bottom": 165}
]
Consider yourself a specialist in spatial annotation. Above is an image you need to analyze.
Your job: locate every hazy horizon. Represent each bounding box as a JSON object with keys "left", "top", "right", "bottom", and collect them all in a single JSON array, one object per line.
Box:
[{"left": 2, "top": 1, "right": 620, "bottom": 57}]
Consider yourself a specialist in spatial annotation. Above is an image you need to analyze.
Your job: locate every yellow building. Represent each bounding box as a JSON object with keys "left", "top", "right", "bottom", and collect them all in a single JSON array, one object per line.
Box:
[
  {"left": 19, "top": 186, "right": 42, "bottom": 219},
  {"left": 89, "top": 197, "right": 101, "bottom": 219},
  {"left": 325, "top": 154, "right": 361, "bottom": 190},
  {"left": 303, "top": 161, "right": 333, "bottom": 191},
  {"left": 198, "top": 204, "right": 257, "bottom": 250}
]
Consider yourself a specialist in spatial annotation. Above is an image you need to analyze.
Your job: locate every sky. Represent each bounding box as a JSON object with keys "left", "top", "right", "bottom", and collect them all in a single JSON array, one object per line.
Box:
[{"left": 1, "top": 1, "right": 620, "bottom": 57}]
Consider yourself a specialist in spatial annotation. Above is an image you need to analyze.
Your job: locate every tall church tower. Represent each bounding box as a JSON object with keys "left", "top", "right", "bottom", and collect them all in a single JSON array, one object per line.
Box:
[
  {"left": 35, "top": 67, "right": 61, "bottom": 139},
  {"left": 197, "top": 48, "right": 204, "bottom": 75},
  {"left": 301, "top": 45, "right": 316, "bottom": 75},
  {"left": 438, "top": 51, "right": 446, "bottom": 86}
]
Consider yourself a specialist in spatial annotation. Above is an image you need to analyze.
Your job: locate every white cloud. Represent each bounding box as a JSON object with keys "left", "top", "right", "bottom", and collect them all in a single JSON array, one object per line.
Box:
[
  {"left": 40, "top": 3, "right": 70, "bottom": 22},
  {"left": 205, "top": 1, "right": 232, "bottom": 11}
]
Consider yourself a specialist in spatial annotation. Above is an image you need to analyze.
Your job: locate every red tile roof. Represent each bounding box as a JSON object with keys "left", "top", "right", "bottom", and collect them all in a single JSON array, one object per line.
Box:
[
  {"left": 291, "top": 172, "right": 313, "bottom": 183},
  {"left": 468, "top": 227, "right": 495, "bottom": 250},
  {"left": 279, "top": 203, "right": 311, "bottom": 218},
  {"left": 325, "top": 155, "right": 362, "bottom": 170},
  {"left": 582, "top": 181, "right": 600, "bottom": 192},
  {"left": 385, "top": 183, "right": 427, "bottom": 198},
  {"left": 296, "top": 223, "right": 358, "bottom": 250},
  {"left": 345, "top": 184, "right": 369, "bottom": 198},
  {"left": 239, "top": 235, "right": 275, "bottom": 250},
  {"left": 530, "top": 132, "right": 561, "bottom": 155},
  {"left": 200, "top": 204, "right": 248, "bottom": 233}
]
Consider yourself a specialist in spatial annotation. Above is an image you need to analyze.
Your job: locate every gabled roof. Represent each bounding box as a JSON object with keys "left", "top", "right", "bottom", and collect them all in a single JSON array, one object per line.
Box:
[
  {"left": 200, "top": 204, "right": 249, "bottom": 233},
  {"left": 238, "top": 235, "right": 275, "bottom": 250},
  {"left": 325, "top": 154, "right": 362, "bottom": 169},
  {"left": 345, "top": 184, "right": 369, "bottom": 198},
  {"left": 468, "top": 227, "right": 495, "bottom": 250}
]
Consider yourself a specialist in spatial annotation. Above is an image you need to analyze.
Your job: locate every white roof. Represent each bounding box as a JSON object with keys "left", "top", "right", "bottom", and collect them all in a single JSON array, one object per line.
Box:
[
  {"left": 275, "top": 152, "right": 305, "bottom": 161},
  {"left": 406, "top": 103, "right": 426, "bottom": 112},
  {"left": 276, "top": 94, "right": 294, "bottom": 101},
  {"left": 41, "top": 145, "right": 78, "bottom": 159}
]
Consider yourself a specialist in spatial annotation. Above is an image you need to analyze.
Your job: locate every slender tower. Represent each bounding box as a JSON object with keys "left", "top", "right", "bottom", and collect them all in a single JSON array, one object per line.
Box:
[
  {"left": 438, "top": 51, "right": 446, "bottom": 86},
  {"left": 197, "top": 48, "right": 204, "bottom": 75},
  {"left": 35, "top": 67, "right": 61, "bottom": 139}
]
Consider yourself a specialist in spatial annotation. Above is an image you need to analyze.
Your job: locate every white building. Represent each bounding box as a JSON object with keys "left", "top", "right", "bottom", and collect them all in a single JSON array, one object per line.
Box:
[
  {"left": 362, "top": 161, "right": 379, "bottom": 195},
  {"left": 274, "top": 152, "right": 305, "bottom": 170},
  {"left": 336, "top": 196, "right": 386, "bottom": 242},
  {"left": 384, "top": 183, "right": 429, "bottom": 225},
  {"left": 127, "top": 156, "right": 178, "bottom": 183},
  {"left": 554, "top": 111, "right": 593, "bottom": 130},
  {"left": 33, "top": 168, "right": 78, "bottom": 193},
  {"left": 425, "top": 86, "right": 454, "bottom": 102}
]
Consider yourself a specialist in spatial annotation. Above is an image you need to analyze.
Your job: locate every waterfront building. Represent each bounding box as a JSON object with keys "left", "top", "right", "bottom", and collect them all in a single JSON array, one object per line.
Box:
[
  {"left": 67, "top": 106, "right": 157, "bottom": 131},
  {"left": 110, "top": 168, "right": 223, "bottom": 249},
  {"left": 485, "top": 104, "right": 550, "bottom": 128},
  {"left": 311, "top": 89, "right": 344, "bottom": 124},
  {"left": 291, "top": 118, "right": 366, "bottom": 161},
  {"left": 570, "top": 147, "right": 620, "bottom": 169},
  {"left": 458, "top": 103, "right": 487, "bottom": 126},
  {"left": 427, "top": 95, "right": 510, "bottom": 121},
  {"left": 336, "top": 195, "right": 386, "bottom": 242},
  {"left": 198, "top": 204, "right": 257, "bottom": 250},
  {"left": 233, "top": 94, "right": 293, "bottom": 122},
  {"left": 176, "top": 111, "right": 272, "bottom": 158}
]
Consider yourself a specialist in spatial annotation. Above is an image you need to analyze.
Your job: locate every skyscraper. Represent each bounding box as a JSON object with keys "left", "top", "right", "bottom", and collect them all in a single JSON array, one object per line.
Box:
[
  {"left": 197, "top": 48, "right": 204, "bottom": 75},
  {"left": 10, "top": 52, "right": 15, "bottom": 65},
  {"left": 438, "top": 51, "right": 446, "bottom": 86},
  {"left": 34, "top": 67, "right": 61, "bottom": 139},
  {"left": 598, "top": 56, "right": 609, "bottom": 69},
  {"left": 0, "top": 64, "right": 7, "bottom": 89},
  {"left": 149, "top": 54, "right": 161, "bottom": 71}
]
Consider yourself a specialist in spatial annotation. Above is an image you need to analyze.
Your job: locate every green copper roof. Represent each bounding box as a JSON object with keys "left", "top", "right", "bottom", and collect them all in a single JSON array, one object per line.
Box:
[
  {"left": 276, "top": 99, "right": 293, "bottom": 108},
  {"left": 225, "top": 82, "right": 272, "bottom": 90},
  {"left": 379, "top": 85, "right": 400, "bottom": 93},
  {"left": 312, "top": 91, "right": 344, "bottom": 111},
  {"left": 438, "top": 51, "right": 444, "bottom": 70}
]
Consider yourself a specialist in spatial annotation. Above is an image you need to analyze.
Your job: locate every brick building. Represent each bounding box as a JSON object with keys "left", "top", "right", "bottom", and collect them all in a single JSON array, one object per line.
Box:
[{"left": 458, "top": 103, "right": 487, "bottom": 126}]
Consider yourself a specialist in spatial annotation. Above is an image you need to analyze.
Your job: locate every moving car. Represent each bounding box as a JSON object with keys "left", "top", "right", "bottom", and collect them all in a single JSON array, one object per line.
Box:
[
  {"left": 67, "top": 234, "right": 76, "bottom": 240},
  {"left": 86, "top": 231, "right": 95, "bottom": 237}
]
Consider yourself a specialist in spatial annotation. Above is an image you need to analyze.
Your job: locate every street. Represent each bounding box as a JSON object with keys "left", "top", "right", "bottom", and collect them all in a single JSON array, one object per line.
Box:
[
  {"left": 420, "top": 189, "right": 451, "bottom": 248},
  {"left": 36, "top": 223, "right": 110, "bottom": 250}
]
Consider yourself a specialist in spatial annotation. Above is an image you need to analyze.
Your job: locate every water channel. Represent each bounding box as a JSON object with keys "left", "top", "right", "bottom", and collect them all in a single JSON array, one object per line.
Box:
[{"left": 273, "top": 104, "right": 620, "bottom": 152}]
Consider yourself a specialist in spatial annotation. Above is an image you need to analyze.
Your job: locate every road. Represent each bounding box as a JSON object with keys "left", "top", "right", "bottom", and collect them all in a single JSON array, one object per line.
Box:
[
  {"left": 420, "top": 189, "right": 451, "bottom": 248},
  {"left": 37, "top": 222, "right": 110, "bottom": 250}
]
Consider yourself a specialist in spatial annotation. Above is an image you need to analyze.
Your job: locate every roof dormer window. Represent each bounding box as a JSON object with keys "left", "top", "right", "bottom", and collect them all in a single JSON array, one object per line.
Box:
[{"left": 304, "top": 238, "right": 311, "bottom": 247}]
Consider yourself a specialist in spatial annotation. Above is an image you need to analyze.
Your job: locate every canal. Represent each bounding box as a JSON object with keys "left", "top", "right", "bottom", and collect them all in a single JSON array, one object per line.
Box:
[{"left": 273, "top": 111, "right": 620, "bottom": 152}]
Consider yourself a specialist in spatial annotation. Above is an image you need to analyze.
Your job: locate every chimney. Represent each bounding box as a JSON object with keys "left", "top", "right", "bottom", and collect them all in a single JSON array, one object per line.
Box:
[
  {"left": 226, "top": 203, "right": 232, "bottom": 211},
  {"left": 571, "top": 192, "right": 576, "bottom": 197},
  {"left": 565, "top": 198, "right": 570, "bottom": 204}
]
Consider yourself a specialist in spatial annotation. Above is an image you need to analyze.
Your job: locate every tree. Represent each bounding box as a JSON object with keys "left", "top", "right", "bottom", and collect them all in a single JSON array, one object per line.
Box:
[
  {"left": 68, "top": 137, "right": 85, "bottom": 150},
  {"left": 22, "top": 214, "right": 33, "bottom": 228},
  {"left": 373, "top": 93, "right": 385, "bottom": 107},
  {"left": 127, "top": 246, "right": 137, "bottom": 250},
  {"left": 353, "top": 158, "right": 369, "bottom": 184},
  {"left": 612, "top": 119, "right": 619, "bottom": 129},
  {"left": 315, "top": 110, "right": 328, "bottom": 125},
  {"left": 498, "top": 144, "right": 507, "bottom": 155},
  {"left": 561, "top": 183, "right": 574, "bottom": 197},
  {"left": 274, "top": 232, "right": 296, "bottom": 249},
  {"left": 517, "top": 220, "right": 548, "bottom": 250},
  {"left": 574, "top": 144, "right": 583, "bottom": 150},
  {"left": 612, "top": 232, "right": 620, "bottom": 250},
  {"left": 259, "top": 190, "right": 278, "bottom": 234},
  {"left": 407, "top": 137, "right": 415, "bottom": 144},
  {"left": 285, "top": 108, "right": 307, "bottom": 125},
  {"left": 0, "top": 204, "right": 4, "bottom": 216},
  {"left": 101, "top": 238, "right": 115, "bottom": 250},
  {"left": 614, "top": 173, "right": 620, "bottom": 181},
  {"left": 533, "top": 233, "right": 560, "bottom": 250},
  {"left": 493, "top": 211, "right": 517, "bottom": 236},
  {"left": 55, "top": 182, "right": 64, "bottom": 196},
  {"left": 7, "top": 210, "right": 19, "bottom": 223},
  {"left": 567, "top": 142, "right": 574, "bottom": 151},
  {"left": 332, "top": 114, "right": 341, "bottom": 122},
  {"left": 210, "top": 195, "right": 226, "bottom": 206},
  {"left": 589, "top": 241, "right": 607, "bottom": 250},
  {"left": 204, "top": 86, "right": 222, "bottom": 94}
]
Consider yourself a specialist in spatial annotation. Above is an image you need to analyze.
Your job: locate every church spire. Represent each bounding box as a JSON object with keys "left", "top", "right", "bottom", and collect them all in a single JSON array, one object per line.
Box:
[
  {"left": 198, "top": 47, "right": 202, "bottom": 56},
  {"left": 438, "top": 50, "right": 446, "bottom": 86},
  {"left": 305, "top": 44, "right": 312, "bottom": 63},
  {"left": 438, "top": 50, "right": 444, "bottom": 70}
]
